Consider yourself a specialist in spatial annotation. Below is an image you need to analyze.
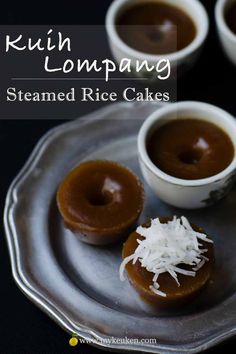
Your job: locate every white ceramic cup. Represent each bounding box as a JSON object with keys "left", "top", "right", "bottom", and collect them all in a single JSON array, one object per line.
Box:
[
  {"left": 215, "top": 0, "right": 236, "bottom": 65},
  {"left": 105, "top": 0, "right": 209, "bottom": 79},
  {"left": 138, "top": 101, "right": 236, "bottom": 209}
]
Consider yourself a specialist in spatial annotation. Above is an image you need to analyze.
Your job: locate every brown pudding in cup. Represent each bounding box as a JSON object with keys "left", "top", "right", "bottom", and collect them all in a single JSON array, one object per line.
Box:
[
  {"left": 57, "top": 160, "right": 144, "bottom": 245},
  {"left": 121, "top": 217, "right": 214, "bottom": 308},
  {"left": 116, "top": 2, "right": 196, "bottom": 55},
  {"left": 225, "top": 0, "right": 236, "bottom": 35},
  {"left": 147, "top": 118, "right": 234, "bottom": 180}
]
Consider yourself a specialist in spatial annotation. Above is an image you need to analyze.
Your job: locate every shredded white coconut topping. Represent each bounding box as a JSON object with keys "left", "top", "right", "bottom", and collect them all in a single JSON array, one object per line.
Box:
[{"left": 120, "top": 216, "right": 213, "bottom": 297}]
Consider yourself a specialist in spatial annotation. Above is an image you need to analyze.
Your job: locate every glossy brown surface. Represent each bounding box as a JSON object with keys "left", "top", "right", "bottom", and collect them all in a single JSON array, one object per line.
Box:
[
  {"left": 147, "top": 119, "right": 234, "bottom": 180},
  {"left": 123, "top": 217, "right": 215, "bottom": 308},
  {"left": 225, "top": 1, "right": 236, "bottom": 35},
  {"left": 116, "top": 2, "right": 196, "bottom": 54},
  {"left": 57, "top": 160, "right": 144, "bottom": 245}
]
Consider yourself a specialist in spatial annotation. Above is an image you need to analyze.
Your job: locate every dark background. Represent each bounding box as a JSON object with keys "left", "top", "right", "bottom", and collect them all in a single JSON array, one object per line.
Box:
[{"left": 0, "top": 1, "right": 235, "bottom": 353}]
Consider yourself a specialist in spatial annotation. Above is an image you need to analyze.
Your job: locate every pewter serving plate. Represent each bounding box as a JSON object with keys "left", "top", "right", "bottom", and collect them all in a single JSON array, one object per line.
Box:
[{"left": 4, "top": 102, "right": 236, "bottom": 354}]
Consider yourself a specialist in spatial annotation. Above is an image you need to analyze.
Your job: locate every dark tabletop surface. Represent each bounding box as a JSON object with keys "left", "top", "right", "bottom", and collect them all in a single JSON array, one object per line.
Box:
[{"left": 1, "top": 0, "right": 236, "bottom": 353}]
